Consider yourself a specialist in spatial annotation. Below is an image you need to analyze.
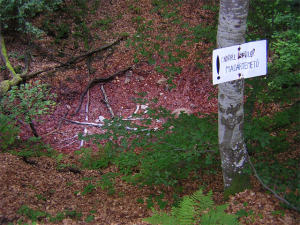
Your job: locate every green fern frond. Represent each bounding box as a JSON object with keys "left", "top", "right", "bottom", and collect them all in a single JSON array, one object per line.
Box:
[
  {"left": 143, "top": 189, "right": 240, "bottom": 225},
  {"left": 144, "top": 208, "right": 180, "bottom": 225},
  {"left": 173, "top": 196, "right": 195, "bottom": 225},
  {"left": 201, "top": 204, "right": 239, "bottom": 225},
  {"left": 191, "top": 189, "right": 214, "bottom": 213}
]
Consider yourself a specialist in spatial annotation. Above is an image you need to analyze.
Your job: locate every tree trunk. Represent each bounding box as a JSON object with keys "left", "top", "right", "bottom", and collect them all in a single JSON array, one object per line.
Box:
[
  {"left": 217, "top": 0, "right": 251, "bottom": 200},
  {"left": 0, "top": 30, "right": 22, "bottom": 97}
]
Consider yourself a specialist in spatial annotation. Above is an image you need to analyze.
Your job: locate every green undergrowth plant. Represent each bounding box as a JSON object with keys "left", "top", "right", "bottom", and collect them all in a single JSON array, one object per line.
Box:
[
  {"left": 0, "top": 0, "right": 62, "bottom": 36},
  {"left": 16, "top": 205, "right": 94, "bottom": 224},
  {"left": 125, "top": 0, "right": 218, "bottom": 86},
  {"left": 8, "top": 136, "right": 55, "bottom": 158},
  {"left": 0, "top": 81, "right": 57, "bottom": 153},
  {"left": 138, "top": 192, "right": 169, "bottom": 210},
  {"left": 92, "top": 16, "right": 112, "bottom": 30},
  {"left": 76, "top": 145, "right": 111, "bottom": 169},
  {"left": 144, "top": 189, "right": 240, "bottom": 225},
  {"left": 97, "top": 172, "right": 119, "bottom": 195},
  {"left": 79, "top": 105, "right": 219, "bottom": 188},
  {"left": 244, "top": 0, "right": 300, "bottom": 211}
]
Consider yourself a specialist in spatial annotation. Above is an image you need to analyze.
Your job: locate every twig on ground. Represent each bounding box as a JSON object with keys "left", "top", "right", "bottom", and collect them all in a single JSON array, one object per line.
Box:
[
  {"left": 101, "top": 85, "right": 114, "bottom": 119},
  {"left": 59, "top": 134, "right": 78, "bottom": 142},
  {"left": 80, "top": 57, "right": 92, "bottom": 148},
  {"left": 63, "top": 118, "right": 104, "bottom": 128},
  {"left": 71, "top": 66, "right": 132, "bottom": 116},
  {"left": 44, "top": 111, "right": 68, "bottom": 136},
  {"left": 60, "top": 139, "right": 79, "bottom": 148},
  {"left": 247, "top": 153, "right": 299, "bottom": 212}
]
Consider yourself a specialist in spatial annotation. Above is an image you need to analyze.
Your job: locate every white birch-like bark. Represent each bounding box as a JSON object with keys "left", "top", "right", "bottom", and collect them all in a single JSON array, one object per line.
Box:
[{"left": 217, "top": 0, "right": 251, "bottom": 199}]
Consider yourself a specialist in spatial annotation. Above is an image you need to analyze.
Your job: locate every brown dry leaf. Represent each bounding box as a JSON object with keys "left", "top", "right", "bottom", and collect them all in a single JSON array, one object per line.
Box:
[{"left": 156, "top": 77, "right": 168, "bottom": 86}]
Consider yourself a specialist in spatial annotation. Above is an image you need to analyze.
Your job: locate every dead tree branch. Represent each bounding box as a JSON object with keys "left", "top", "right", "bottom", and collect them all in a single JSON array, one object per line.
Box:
[
  {"left": 101, "top": 85, "right": 114, "bottom": 119},
  {"left": 44, "top": 111, "right": 68, "bottom": 136},
  {"left": 21, "top": 37, "right": 124, "bottom": 79},
  {"left": 247, "top": 153, "right": 299, "bottom": 212},
  {"left": 71, "top": 66, "right": 132, "bottom": 116},
  {"left": 63, "top": 118, "right": 104, "bottom": 128},
  {"left": 0, "top": 34, "right": 126, "bottom": 96}
]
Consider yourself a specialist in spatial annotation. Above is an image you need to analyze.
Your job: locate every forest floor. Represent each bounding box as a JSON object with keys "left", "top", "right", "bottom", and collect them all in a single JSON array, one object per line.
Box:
[{"left": 0, "top": 0, "right": 299, "bottom": 224}]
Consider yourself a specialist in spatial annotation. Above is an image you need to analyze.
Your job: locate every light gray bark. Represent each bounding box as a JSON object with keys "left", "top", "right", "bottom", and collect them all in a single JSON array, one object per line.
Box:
[{"left": 217, "top": 0, "right": 251, "bottom": 199}]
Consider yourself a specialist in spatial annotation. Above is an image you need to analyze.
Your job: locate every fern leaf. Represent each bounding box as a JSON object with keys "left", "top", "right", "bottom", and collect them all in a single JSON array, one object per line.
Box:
[
  {"left": 144, "top": 208, "right": 180, "bottom": 225},
  {"left": 144, "top": 189, "right": 240, "bottom": 225},
  {"left": 201, "top": 204, "right": 240, "bottom": 225},
  {"left": 175, "top": 196, "right": 195, "bottom": 225},
  {"left": 191, "top": 189, "right": 214, "bottom": 213}
]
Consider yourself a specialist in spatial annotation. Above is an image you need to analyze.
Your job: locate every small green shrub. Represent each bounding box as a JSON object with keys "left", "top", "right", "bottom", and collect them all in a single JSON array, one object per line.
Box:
[
  {"left": 97, "top": 172, "right": 119, "bottom": 195},
  {"left": 92, "top": 17, "right": 112, "bottom": 30},
  {"left": 244, "top": 0, "right": 300, "bottom": 211},
  {"left": 17, "top": 205, "right": 49, "bottom": 223},
  {"left": 81, "top": 183, "right": 97, "bottom": 195},
  {"left": 0, "top": 81, "right": 57, "bottom": 151},
  {"left": 76, "top": 146, "right": 111, "bottom": 169},
  {"left": 79, "top": 108, "right": 219, "bottom": 188},
  {"left": 0, "top": 0, "right": 62, "bottom": 36}
]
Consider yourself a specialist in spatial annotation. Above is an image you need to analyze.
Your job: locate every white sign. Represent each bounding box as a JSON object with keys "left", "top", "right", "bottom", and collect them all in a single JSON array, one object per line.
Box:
[{"left": 212, "top": 40, "right": 267, "bottom": 85}]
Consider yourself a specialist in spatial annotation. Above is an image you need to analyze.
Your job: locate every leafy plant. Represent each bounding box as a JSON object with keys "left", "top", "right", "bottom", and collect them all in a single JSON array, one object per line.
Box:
[
  {"left": 85, "top": 214, "right": 95, "bottom": 223},
  {"left": 144, "top": 189, "right": 240, "bottom": 225},
  {"left": 17, "top": 205, "right": 49, "bottom": 223},
  {"left": 244, "top": 0, "right": 300, "bottom": 211},
  {"left": 8, "top": 136, "right": 55, "bottom": 158},
  {"left": 138, "top": 193, "right": 169, "bottom": 210},
  {"left": 97, "top": 172, "right": 119, "bottom": 195},
  {"left": 55, "top": 22, "right": 70, "bottom": 41},
  {"left": 80, "top": 107, "right": 219, "bottom": 188},
  {"left": 49, "top": 210, "right": 83, "bottom": 222},
  {"left": 0, "top": 0, "right": 62, "bottom": 36},
  {"left": 235, "top": 208, "right": 254, "bottom": 218},
  {"left": 92, "top": 16, "right": 112, "bottom": 30},
  {"left": 0, "top": 113, "right": 20, "bottom": 150},
  {"left": 81, "top": 183, "right": 97, "bottom": 195},
  {"left": 0, "top": 81, "right": 57, "bottom": 151},
  {"left": 76, "top": 146, "right": 111, "bottom": 169},
  {"left": 35, "top": 194, "right": 47, "bottom": 201}
]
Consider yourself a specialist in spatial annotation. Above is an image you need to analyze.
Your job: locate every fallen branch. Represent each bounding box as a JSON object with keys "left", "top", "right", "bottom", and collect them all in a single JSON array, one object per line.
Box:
[
  {"left": 59, "top": 134, "right": 78, "bottom": 142},
  {"left": 71, "top": 66, "right": 132, "bottom": 116},
  {"left": 0, "top": 34, "right": 126, "bottom": 96},
  {"left": 63, "top": 118, "right": 104, "bottom": 128},
  {"left": 65, "top": 36, "right": 125, "bottom": 66},
  {"left": 101, "top": 85, "right": 114, "bottom": 118},
  {"left": 59, "top": 166, "right": 81, "bottom": 174},
  {"left": 247, "top": 153, "right": 299, "bottom": 212},
  {"left": 44, "top": 111, "right": 68, "bottom": 136}
]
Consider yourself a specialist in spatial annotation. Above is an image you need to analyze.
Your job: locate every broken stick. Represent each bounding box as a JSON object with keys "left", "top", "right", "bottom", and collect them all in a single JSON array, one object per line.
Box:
[
  {"left": 101, "top": 85, "right": 114, "bottom": 119},
  {"left": 71, "top": 66, "right": 132, "bottom": 116}
]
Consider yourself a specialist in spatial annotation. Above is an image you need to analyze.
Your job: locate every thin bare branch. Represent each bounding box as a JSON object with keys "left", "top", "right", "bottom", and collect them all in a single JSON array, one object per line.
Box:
[{"left": 247, "top": 154, "right": 299, "bottom": 212}]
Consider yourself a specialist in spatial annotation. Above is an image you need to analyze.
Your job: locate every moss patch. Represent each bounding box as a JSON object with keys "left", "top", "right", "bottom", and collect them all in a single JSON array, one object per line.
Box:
[
  {"left": 0, "top": 80, "right": 11, "bottom": 97},
  {"left": 223, "top": 172, "right": 251, "bottom": 201}
]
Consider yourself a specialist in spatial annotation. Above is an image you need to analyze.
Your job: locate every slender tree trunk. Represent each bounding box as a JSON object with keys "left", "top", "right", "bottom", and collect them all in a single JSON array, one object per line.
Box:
[
  {"left": 0, "top": 25, "right": 22, "bottom": 97},
  {"left": 217, "top": 0, "right": 251, "bottom": 200}
]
